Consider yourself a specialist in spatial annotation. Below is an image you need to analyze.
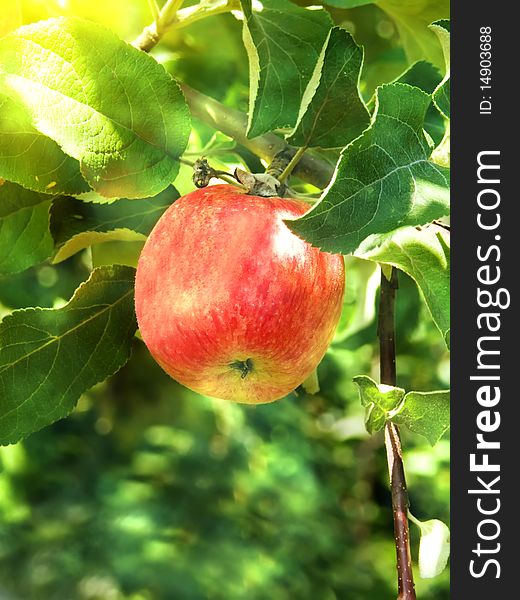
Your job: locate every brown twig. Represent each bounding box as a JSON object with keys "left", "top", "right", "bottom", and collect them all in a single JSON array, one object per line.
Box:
[
  {"left": 132, "top": 0, "right": 240, "bottom": 52},
  {"left": 378, "top": 267, "right": 416, "bottom": 600}
]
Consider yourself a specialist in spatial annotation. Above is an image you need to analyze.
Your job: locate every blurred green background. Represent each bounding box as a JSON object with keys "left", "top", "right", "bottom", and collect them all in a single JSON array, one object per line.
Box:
[
  {"left": 0, "top": 257, "right": 450, "bottom": 600},
  {"left": 0, "top": 1, "right": 449, "bottom": 598}
]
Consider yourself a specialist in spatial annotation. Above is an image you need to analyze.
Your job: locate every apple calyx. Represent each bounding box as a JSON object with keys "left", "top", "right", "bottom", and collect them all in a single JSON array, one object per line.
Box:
[{"left": 229, "top": 358, "right": 254, "bottom": 379}]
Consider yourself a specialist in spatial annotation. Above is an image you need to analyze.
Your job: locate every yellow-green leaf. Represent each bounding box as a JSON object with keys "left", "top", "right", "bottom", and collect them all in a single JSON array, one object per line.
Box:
[
  {"left": 0, "top": 181, "right": 54, "bottom": 274},
  {"left": 0, "top": 18, "right": 190, "bottom": 198},
  {"left": 50, "top": 186, "right": 178, "bottom": 263}
]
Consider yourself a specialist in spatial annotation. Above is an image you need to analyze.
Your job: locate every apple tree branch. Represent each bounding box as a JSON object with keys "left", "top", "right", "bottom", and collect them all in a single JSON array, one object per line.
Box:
[{"left": 378, "top": 267, "right": 417, "bottom": 600}]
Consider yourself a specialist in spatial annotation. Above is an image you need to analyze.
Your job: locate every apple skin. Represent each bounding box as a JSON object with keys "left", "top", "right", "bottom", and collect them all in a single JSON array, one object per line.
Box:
[{"left": 135, "top": 184, "right": 345, "bottom": 404}]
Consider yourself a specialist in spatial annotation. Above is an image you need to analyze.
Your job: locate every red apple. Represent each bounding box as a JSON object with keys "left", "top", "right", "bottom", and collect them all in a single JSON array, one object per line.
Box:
[{"left": 135, "top": 184, "right": 345, "bottom": 403}]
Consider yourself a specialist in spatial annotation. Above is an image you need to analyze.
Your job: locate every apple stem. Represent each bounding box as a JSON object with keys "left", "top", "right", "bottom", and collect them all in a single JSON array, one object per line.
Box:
[
  {"left": 301, "top": 368, "right": 320, "bottom": 395},
  {"left": 377, "top": 267, "right": 417, "bottom": 600},
  {"left": 182, "top": 157, "right": 248, "bottom": 190}
]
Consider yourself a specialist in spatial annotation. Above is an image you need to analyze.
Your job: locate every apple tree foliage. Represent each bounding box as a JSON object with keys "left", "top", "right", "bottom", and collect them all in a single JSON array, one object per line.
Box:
[{"left": 0, "top": 0, "right": 450, "bottom": 575}]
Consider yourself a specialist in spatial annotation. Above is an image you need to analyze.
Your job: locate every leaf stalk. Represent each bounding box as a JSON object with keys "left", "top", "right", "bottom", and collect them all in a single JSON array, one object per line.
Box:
[{"left": 278, "top": 146, "right": 308, "bottom": 184}]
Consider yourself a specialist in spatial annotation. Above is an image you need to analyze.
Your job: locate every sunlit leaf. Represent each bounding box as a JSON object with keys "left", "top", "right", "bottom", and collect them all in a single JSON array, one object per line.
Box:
[
  {"left": 353, "top": 375, "right": 405, "bottom": 434},
  {"left": 378, "top": 0, "right": 449, "bottom": 68},
  {"left": 411, "top": 516, "right": 450, "bottom": 578},
  {"left": 0, "top": 265, "right": 137, "bottom": 445},
  {"left": 91, "top": 240, "right": 145, "bottom": 269},
  {"left": 51, "top": 185, "right": 178, "bottom": 262},
  {"left": 0, "top": 181, "right": 54, "bottom": 275},
  {"left": 323, "top": 1, "right": 449, "bottom": 68},
  {"left": 240, "top": 0, "right": 332, "bottom": 137},
  {"left": 430, "top": 20, "right": 450, "bottom": 119},
  {"left": 0, "top": 92, "right": 90, "bottom": 195},
  {"left": 393, "top": 389, "right": 450, "bottom": 445},
  {"left": 431, "top": 124, "right": 450, "bottom": 168},
  {"left": 357, "top": 226, "right": 450, "bottom": 346},
  {"left": 0, "top": 17, "right": 190, "bottom": 198}
]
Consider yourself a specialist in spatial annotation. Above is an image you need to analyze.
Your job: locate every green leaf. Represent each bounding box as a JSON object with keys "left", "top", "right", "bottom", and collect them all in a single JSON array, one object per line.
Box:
[
  {"left": 318, "top": 2, "right": 449, "bottom": 67},
  {"left": 356, "top": 226, "right": 450, "bottom": 345},
  {"left": 322, "top": 0, "right": 449, "bottom": 69},
  {"left": 430, "top": 20, "right": 450, "bottom": 119},
  {"left": 431, "top": 123, "right": 450, "bottom": 168},
  {"left": 287, "top": 27, "right": 369, "bottom": 149},
  {"left": 288, "top": 83, "right": 450, "bottom": 254},
  {"left": 91, "top": 240, "right": 144, "bottom": 269},
  {"left": 378, "top": 0, "right": 449, "bottom": 68},
  {"left": 431, "top": 20, "right": 450, "bottom": 73},
  {"left": 354, "top": 375, "right": 405, "bottom": 410},
  {"left": 392, "top": 389, "right": 450, "bottom": 445},
  {"left": 353, "top": 375, "right": 405, "bottom": 434},
  {"left": 394, "top": 60, "right": 441, "bottom": 95},
  {"left": 240, "top": 0, "right": 332, "bottom": 138},
  {"left": 0, "top": 92, "right": 90, "bottom": 195},
  {"left": 322, "top": 1, "right": 373, "bottom": 7},
  {"left": 0, "top": 265, "right": 137, "bottom": 445},
  {"left": 0, "top": 17, "right": 190, "bottom": 199},
  {"left": 393, "top": 60, "right": 445, "bottom": 145},
  {"left": 0, "top": 181, "right": 54, "bottom": 275},
  {"left": 50, "top": 185, "right": 178, "bottom": 263}
]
